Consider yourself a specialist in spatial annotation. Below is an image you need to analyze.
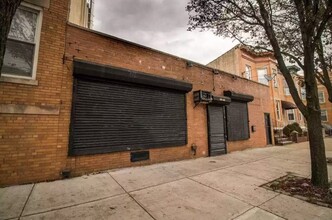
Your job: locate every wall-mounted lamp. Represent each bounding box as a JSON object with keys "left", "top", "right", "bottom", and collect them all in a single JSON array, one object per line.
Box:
[
  {"left": 186, "top": 61, "right": 193, "bottom": 68},
  {"left": 251, "top": 125, "right": 256, "bottom": 132},
  {"left": 212, "top": 69, "right": 219, "bottom": 75}
]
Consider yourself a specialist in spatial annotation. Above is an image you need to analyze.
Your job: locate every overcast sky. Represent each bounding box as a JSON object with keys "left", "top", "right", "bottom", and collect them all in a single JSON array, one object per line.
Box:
[{"left": 93, "top": 0, "right": 238, "bottom": 65}]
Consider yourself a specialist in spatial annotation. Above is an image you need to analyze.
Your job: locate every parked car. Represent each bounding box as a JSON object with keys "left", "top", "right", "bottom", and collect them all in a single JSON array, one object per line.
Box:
[{"left": 322, "top": 123, "right": 332, "bottom": 136}]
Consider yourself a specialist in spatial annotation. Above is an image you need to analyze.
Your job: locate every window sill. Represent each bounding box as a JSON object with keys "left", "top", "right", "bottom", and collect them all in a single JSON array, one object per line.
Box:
[
  {"left": 0, "top": 103, "right": 59, "bottom": 115},
  {"left": 0, "top": 76, "right": 38, "bottom": 86}
]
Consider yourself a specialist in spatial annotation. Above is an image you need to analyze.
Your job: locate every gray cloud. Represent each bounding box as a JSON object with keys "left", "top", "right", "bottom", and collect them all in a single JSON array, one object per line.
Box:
[{"left": 93, "top": 0, "right": 237, "bottom": 64}]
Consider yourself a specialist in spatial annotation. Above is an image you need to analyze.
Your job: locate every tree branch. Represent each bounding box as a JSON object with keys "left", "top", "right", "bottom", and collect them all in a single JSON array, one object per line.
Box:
[
  {"left": 314, "top": 7, "right": 332, "bottom": 43},
  {"left": 316, "top": 38, "right": 332, "bottom": 102},
  {"left": 256, "top": 0, "right": 307, "bottom": 117}
]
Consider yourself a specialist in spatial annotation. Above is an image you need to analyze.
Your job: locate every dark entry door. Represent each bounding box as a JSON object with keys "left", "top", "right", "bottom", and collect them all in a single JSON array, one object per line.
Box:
[
  {"left": 207, "top": 105, "right": 227, "bottom": 156},
  {"left": 264, "top": 113, "right": 272, "bottom": 145}
]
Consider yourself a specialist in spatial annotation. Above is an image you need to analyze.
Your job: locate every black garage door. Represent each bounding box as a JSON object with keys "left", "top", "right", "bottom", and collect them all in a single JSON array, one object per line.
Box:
[{"left": 69, "top": 60, "right": 192, "bottom": 156}]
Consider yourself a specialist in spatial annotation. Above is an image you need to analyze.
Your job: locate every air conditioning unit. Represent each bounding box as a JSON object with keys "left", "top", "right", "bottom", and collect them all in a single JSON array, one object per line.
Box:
[{"left": 193, "top": 90, "right": 212, "bottom": 104}]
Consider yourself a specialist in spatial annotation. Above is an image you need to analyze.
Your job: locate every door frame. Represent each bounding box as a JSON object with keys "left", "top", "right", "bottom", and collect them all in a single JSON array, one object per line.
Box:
[{"left": 264, "top": 113, "right": 273, "bottom": 145}]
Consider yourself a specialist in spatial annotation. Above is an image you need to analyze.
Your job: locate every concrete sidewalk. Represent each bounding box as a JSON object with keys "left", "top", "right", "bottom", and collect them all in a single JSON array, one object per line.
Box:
[{"left": 1, "top": 139, "right": 332, "bottom": 220}]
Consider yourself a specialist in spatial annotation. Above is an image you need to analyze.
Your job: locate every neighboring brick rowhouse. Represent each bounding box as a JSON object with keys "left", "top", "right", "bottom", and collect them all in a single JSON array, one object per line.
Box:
[
  {"left": 318, "top": 82, "right": 332, "bottom": 125},
  {"left": 0, "top": 12, "right": 271, "bottom": 186},
  {"left": 0, "top": 0, "right": 68, "bottom": 186}
]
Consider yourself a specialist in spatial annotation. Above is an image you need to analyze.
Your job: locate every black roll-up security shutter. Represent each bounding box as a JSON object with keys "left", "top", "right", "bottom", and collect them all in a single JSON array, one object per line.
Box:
[
  {"left": 69, "top": 61, "right": 191, "bottom": 156},
  {"left": 225, "top": 101, "right": 250, "bottom": 141},
  {"left": 224, "top": 91, "right": 253, "bottom": 141}
]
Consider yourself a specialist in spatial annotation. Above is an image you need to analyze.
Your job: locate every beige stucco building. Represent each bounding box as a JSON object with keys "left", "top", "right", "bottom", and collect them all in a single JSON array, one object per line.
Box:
[{"left": 69, "top": 0, "right": 93, "bottom": 28}]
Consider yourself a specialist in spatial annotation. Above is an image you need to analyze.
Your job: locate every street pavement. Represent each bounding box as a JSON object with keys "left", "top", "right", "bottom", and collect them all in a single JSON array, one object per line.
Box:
[{"left": 1, "top": 138, "right": 332, "bottom": 220}]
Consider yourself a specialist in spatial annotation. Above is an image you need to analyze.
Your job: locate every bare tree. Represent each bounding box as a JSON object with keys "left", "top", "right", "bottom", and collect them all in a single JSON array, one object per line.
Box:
[
  {"left": 187, "top": 0, "right": 332, "bottom": 188},
  {"left": 0, "top": 0, "right": 23, "bottom": 76}
]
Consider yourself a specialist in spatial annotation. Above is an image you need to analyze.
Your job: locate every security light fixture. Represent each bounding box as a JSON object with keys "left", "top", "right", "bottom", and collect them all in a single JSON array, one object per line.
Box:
[{"left": 186, "top": 61, "right": 193, "bottom": 68}]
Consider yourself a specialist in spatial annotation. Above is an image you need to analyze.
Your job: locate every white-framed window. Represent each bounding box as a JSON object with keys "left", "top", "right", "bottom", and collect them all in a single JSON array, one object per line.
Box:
[
  {"left": 287, "top": 109, "right": 295, "bottom": 122},
  {"left": 272, "top": 69, "right": 278, "bottom": 88},
  {"left": 245, "top": 65, "right": 252, "bottom": 80},
  {"left": 1, "top": 3, "right": 43, "bottom": 79},
  {"left": 321, "top": 110, "right": 328, "bottom": 122},
  {"left": 257, "top": 68, "right": 268, "bottom": 85},
  {"left": 318, "top": 91, "right": 325, "bottom": 103},
  {"left": 300, "top": 87, "right": 306, "bottom": 100},
  {"left": 275, "top": 100, "right": 281, "bottom": 120},
  {"left": 283, "top": 79, "right": 290, "bottom": 96}
]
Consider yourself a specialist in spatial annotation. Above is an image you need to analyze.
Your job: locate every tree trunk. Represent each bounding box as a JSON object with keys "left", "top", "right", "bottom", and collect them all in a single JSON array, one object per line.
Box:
[
  {"left": 304, "top": 46, "right": 329, "bottom": 188},
  {"left": 307, "top": 110, "right": 329, "bottom": 187},
  {"left": 0, "top": 0, "right": 23, "bottom": 76}
]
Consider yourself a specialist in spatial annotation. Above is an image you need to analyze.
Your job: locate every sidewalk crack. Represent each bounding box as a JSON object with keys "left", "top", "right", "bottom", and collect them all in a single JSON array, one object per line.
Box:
[{"left": 108, "top": 172, "right": 156, "bottom": 220}]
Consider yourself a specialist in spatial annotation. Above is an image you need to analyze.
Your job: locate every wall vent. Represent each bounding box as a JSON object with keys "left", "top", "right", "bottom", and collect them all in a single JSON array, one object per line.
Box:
[{"left": 131, "top": 151, "right": 150, "bottom": 162}]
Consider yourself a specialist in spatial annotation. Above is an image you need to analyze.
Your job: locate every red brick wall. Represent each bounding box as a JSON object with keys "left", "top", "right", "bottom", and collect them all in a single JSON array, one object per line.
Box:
[
  {"left": 0, "top": 15, "right": 271, "bottom": 186},
  {"left": 0, "top": 1, "right": 69, "bottom": 186},
  {"left": 62, "top": 25, "right": 271, "bottom": 177},
  {"left": 318, "top": 83, "right": 332, "bottom": 125}
]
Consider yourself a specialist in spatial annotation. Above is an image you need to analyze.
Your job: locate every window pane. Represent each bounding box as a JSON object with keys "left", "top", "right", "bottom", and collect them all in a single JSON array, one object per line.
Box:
[
  {"left": 275, "top": 101, "right": 280, "bottom": 120},
  {"left": 321, "top": 110, "right": 328, "bottom": 122},
  {"left": 284, "top": 88, "right": 290, "bottom": 95},
  {"left": 257, "top": 68, "right": 268, "bottom": 85},
  {"left": 245, "top": 65, "right": 252, "bottom": 80},
  {"left": 8, "top": 7, "right": 37, "bottom": 43},
  {"left": 288, "top": 110, "right": 295, "bottom": 121},
  {"left": 2, "top": 40, "right": 34, "bottom": 77},
  {"left": 301, "top": 87, "right": 306, "bottom": 100},
  {"left": 319, "top": 92, "right": 324, "bottom": 103}
]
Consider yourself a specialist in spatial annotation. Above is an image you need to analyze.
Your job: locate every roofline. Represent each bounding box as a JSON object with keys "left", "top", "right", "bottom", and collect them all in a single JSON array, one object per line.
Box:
[
  {"left": 239, "top": 45, "right": 275, "bottom": 58},
  {"left": 208, "top": 43, "right": 276, "bottom": 65},
  {"left": 67, "top": 22, "right": 208, "bottom": 66},
  {"left": 66, "top": 23, "right": 269, "bottom": 88},
  {"left": 207, "top": 44, "right": 240, "bottom": 65}
]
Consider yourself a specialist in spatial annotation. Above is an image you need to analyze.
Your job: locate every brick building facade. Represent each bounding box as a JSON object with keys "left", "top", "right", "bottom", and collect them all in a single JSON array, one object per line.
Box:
[
  {"left": 317, "top": 81, "right": 332, "bottom": 125},
  {"left": 0, "top": 0, "right": 271, "bottom": 186},
  {"left": 208, "top": 45, "right": 308, "bottom": 141}
]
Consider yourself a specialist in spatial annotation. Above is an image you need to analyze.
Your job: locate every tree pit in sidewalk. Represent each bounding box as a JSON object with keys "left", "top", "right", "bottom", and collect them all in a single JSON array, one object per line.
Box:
[{"left": 262, "top": 174, "right": 332, "bottom": 209}]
